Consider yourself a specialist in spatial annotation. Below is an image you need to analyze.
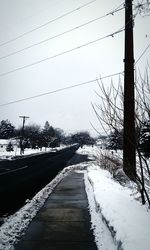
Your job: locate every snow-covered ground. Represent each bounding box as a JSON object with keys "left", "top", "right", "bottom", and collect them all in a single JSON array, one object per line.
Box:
[
  {"left": 86, "top": 165, "right": 150, "bottom": 250},
  {"left": 0, "top": 145, "right": 66, "bottom": 160},
  {"left": 0, "top": 146, "right": 150, "bottom": 250}
]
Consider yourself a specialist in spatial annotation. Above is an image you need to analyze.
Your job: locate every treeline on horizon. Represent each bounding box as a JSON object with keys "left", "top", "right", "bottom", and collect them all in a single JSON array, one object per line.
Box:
[{"left": 0, "top": 119, "right": 96, "bottom": 149}]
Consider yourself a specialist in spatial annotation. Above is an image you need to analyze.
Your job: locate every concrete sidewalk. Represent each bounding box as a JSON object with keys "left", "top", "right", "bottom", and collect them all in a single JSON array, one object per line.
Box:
[{"left": 14, "top": 172, "right": 98, "bottom": 250}]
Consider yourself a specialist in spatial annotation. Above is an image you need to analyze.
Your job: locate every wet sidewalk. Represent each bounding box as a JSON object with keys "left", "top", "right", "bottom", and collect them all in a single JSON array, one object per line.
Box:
[{"left": 14, "top": 172, "right": 98, "bottom": 250}]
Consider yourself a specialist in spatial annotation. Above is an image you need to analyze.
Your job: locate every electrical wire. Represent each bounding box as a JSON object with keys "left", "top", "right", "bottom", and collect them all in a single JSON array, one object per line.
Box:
[
  {"left": 0, "top": 72, "right": 123, "bottom": 107},
  {"left": 0, "top": 28, "right": 124, "bottom": 78},
  {"left": 135, "top": 43, "right": 150, "bottom": 64},
  {"left": 0, "top": 0, "right": 96, "bottom": 47},
  {"left": 0, "top": 5, "right": 125, "bottom": 61}
]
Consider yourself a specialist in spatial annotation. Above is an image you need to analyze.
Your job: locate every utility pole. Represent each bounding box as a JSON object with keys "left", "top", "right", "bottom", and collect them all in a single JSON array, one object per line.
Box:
[
  {"left": 19, "top": 116, "right": 29, "bottom": 154},
  {"left": 123, "top": 0, "right": 136, "bottom": 181}
]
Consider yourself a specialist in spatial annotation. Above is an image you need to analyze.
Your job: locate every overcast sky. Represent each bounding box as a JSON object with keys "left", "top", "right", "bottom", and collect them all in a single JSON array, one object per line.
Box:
[{"left": 0, "top": 0, "right": 149, "bottom": 135}]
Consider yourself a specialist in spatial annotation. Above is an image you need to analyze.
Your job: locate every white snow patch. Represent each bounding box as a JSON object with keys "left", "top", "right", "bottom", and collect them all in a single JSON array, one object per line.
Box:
[
  {"left": 87, "top": 164, "right": 150, "bottom": 250},
  {"left": 84, "top": 172, "right": 118, "bottom": 250},
  {"left": 0, "top": 144, "right": 67, "bottom": 160}
]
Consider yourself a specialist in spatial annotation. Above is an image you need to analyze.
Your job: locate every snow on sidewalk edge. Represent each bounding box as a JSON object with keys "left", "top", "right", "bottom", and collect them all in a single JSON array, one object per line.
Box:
[
  {"left": 0, "top": 164, "right": 86, "bottom": 250},
  {"left": 84, "top": 171, "right": 119, "bottom": 250}
]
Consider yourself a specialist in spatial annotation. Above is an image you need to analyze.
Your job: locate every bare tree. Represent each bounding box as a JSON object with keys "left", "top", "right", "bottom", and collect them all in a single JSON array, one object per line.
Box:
[{"left": 92, "top": 68, "right": 150, "bottom": 206}]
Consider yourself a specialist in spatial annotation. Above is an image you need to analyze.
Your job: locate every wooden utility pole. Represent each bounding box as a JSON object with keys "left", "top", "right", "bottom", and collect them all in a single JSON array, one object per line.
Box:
[
  {"left": 123, "top": 0, "right": 136, "bottom": 181},
  {"left": 19, "top": 116, "right": 29, "bottom": 154}
]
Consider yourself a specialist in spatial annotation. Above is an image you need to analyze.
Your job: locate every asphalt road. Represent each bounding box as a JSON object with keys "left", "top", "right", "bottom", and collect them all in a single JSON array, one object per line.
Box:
[{"left": 0, "top": 145, "right": 79, "bottom": 216}]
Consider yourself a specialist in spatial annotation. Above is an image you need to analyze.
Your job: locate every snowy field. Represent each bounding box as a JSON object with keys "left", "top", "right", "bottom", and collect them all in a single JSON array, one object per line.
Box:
[{"left": 0, "top": 146, "right": 150, "bottom": 250}]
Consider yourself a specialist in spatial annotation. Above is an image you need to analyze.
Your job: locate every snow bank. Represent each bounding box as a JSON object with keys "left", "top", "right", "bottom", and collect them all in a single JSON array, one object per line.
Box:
[
  {"left": 0, "top": 144, "right": 67, "bottom": 160},
  {"left": 86, "top": 164, "right": 150, "bottom": 250},
  {"left": 84, "top": 172, "right": 118, "bottom": 250},
  {"left": 0, "top": 147, "right": 52, "bottom": 159}
]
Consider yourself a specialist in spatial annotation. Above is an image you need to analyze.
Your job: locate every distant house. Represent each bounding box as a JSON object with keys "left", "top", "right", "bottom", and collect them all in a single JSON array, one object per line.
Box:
[
  {"left": 96, "top": 136, "right": 110, "bottom": 149},
  {"left": 0, "top": 139, "right": 19, "bottom": 152}
]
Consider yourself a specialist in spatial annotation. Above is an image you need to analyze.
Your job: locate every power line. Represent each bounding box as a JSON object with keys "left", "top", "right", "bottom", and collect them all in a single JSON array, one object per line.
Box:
[
  {"left": 0, "top": 28, "right": 124, "bottom": 78},
  {"left": 0, "top": 72, "right": 123, "bottom": 107},
  {"left": 135, "top": 43, "right": 150, "bottom": 64},
  {"left": 0, "top": 5, "right": 125, "bottom": 61},
  {"left": 0, "top": 0, "right": 96, "bottom": 47}
]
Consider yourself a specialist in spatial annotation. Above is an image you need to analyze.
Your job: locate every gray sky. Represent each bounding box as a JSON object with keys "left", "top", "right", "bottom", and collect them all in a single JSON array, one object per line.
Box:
[{"left": 0, "top": 0, "right": 149, "bottom": 135}]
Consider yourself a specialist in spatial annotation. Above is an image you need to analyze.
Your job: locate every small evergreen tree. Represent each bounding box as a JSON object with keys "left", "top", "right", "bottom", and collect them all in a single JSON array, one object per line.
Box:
[
  {"left": 42, "top": 121, "right": 55, "bottom": 147},
  {"left": 107, "top": 129, "right": 123, "bottom": 150},
  {"left": 139, "top": 119, "right": 150, "bottom": 157},
  {"left": 6, "top": 141, "right": 14, "bottom": 152},
  {"left": 0, "top": 120, "right": 15, "bottom": 139}
]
